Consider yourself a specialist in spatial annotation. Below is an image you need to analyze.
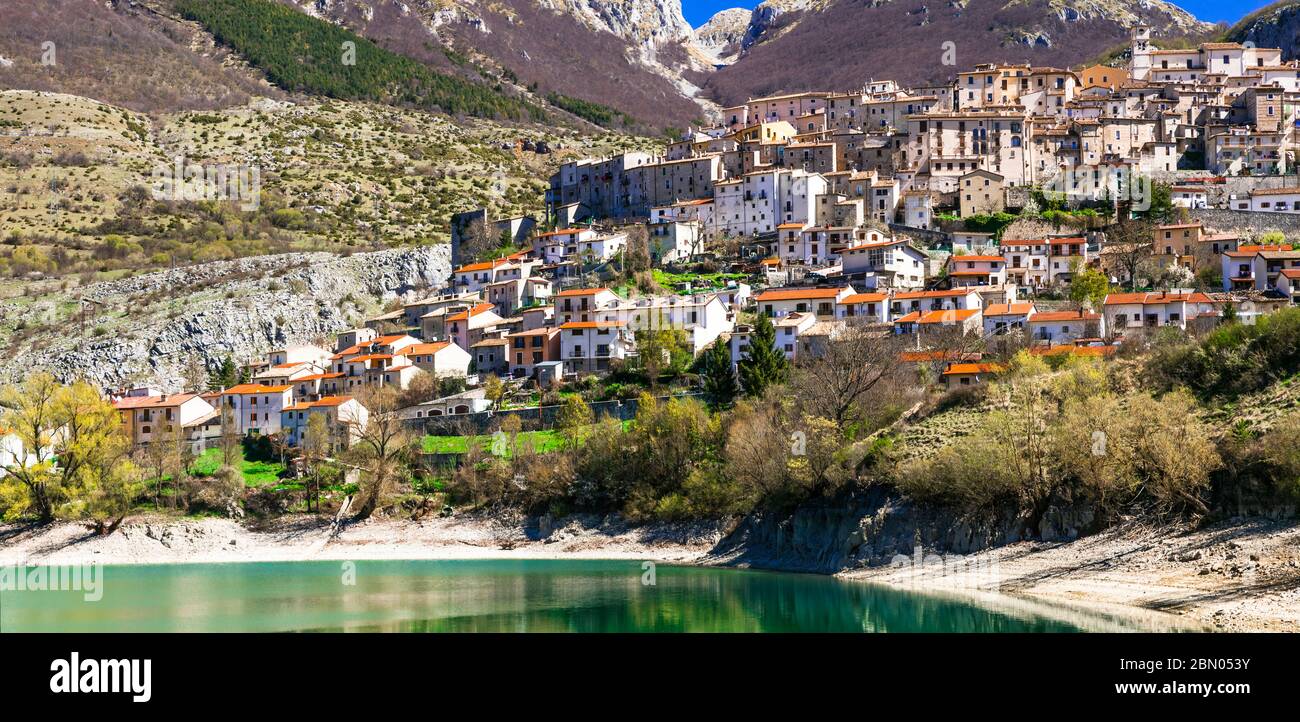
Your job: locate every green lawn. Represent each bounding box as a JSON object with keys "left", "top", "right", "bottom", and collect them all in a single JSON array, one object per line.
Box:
[
  {"left": 191, "top": 447, "right": 287, "bottom": 487},
  {"left": 422, "top": 429, "right": 565, "bottom": 455},
  {"left": 652, "top": 269, "right": 747, "bottom": 290}
]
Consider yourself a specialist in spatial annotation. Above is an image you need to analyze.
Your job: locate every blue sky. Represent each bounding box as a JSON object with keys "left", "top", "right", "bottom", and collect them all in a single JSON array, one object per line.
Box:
[{"left": 680, "top": 1, "right": 1275, "bottom": 28}]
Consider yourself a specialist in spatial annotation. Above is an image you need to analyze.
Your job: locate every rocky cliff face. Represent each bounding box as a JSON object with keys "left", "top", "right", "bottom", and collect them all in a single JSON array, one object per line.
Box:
[
  {"left": 0, "top": 245, "right": 450, "bottom": 391},
  {"left": 702, "top": 0, "right": 1215, "bottom": 106},
  {"left": 694, "top": 7, "right": 753, "bottom": 64},
  {"left": 277, "top": 0, "right": 711, "bottom": 128},
  {"left": 540, "top": 0, "right": 694, "bottom": 49},
  {"left": 708, "top": 487, "right": 1096, "bottom": 573},
  {"left": 1227, "top": 1, "right": 1300, "bottom": 60}
]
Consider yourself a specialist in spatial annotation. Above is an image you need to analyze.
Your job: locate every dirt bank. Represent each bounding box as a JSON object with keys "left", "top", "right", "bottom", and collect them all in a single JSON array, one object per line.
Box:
[
  {"left": 0, "top": 514, "right": 721, "bottom": 566},
  {"left": 841, "top": 517, "right": 1300, "bottom": 632}
]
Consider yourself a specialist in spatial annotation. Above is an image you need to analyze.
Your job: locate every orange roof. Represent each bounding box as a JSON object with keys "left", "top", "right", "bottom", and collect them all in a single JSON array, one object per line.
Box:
[
  {"left": 839, "top": 293, "right": 887, "bottom": 304},
  {"left": 555, "top": 287, "right": 609, "bottom": 297},
  {"left": 446, "top": 303, "right": 497, "bottom": 322},
  {"left": 984, "top": 303, "right": 1035, "bottom": 316},
  {"left": 1238, "top": 244, "right": 1292, "bottom": 252},
  {"left": 560, "top": 321, "right": 625, "bottom": 329},
  {"left": 754, "top": 287, "right": 846, "bottom": 301},
  {"left": 842, "top": 240, "right": 906, "bottom": 252},
  {"left": 892, "top": 289, "right": 972, "bottom": 300},
  {"left": 331, "top": 343, "right": 364, "bottom": 359},
  {"left": 950, "top": 255, "right": 1003, "bottom": 262},
  {"left": 759, "top": 257, "right": 781, "bottom": 266},
  {"left": 405, "top": 342, "right": 452, "bottom": 355},
  {"left": 916, "top": 308, "right": 980, "bottom": 324},
  {"left": 292, "top": 372, "right": 344, "bottom": 382},
  {"left": 284, "top": 396, "right": 353, "bottom": 412},
  {"left": 112, "top": 393, "right": 200, "bottom": 410},
  {"left": 534, "top": 228, "right": 586, "bottom": 239},
  {"left": 1104, "top": 292, "right": 1214, "bottom": 305},
  {"left": 223, "top": 384, "right": 291, "bottom": 395},
  {"left": 1030, "top": 345, "right": 1118, "bottom": 357},
  {"left": 776, "top": 222, "right": 807, "bottom": 229},
  {"left": 900, "top": 350, "right": 982, "bottom": 362},
  {"left": 943, "top": 363, "right": 1004, "bottom": 376},
  {"left": 1030, "top": 310, "right": 1100, "bottom": 322},
  {"left": 510, "top": 327, "right": 560, "bottom": 337},
  {"left": 454, "top": 257, "right": 510, "bottom": 274}
]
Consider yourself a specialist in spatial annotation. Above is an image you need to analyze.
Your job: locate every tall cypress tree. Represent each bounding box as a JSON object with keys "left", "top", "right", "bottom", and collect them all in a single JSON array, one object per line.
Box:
[
  {"left": 700, "top": 338, "right": 739, "bottom": 409},
  {"left": 737, "top": 314, "right": 789, "bottom": 397}
]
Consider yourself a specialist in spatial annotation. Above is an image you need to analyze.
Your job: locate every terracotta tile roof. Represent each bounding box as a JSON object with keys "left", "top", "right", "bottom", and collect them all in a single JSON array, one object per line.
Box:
[
  {"left": 223, "top": 384, "right": 291, "bottom": 394},
  {"left": 984, "top": 303, "right": 1035, "bottom": 316},
  {"left": 555, "top": 287, "right": 609, "bottom": 297},
  {"left": 1104, "top": 292, "right": 1214, "bottom": 305},
  {"left": 112, "top": 393, "right": 200, "bottom": 410},
  {"left": 891, "top": 289, "right": 972, "bottom": 300},
  {"left": 405, "top": 342, "right": 452, "bottom": 355},
  {"left": 559, "top": 321, "right": 625, "bottom": 329},
  {"left": 916, "top": 308, "right": 980, "bottom": 324},
  {"left": 292, "top": 372, "right": 344, "bottom": 382},
  {"left": 943, "top": 363, "right": 1004, "bottom": 375},
  {"left": 754, "top": 287, "right": 847, "bottom": 301},
  {"left": 284, "top": 396, "right": 353, "bottom": 412},
  {"left": 1030, "top": 310, "right": 1100, "bottom": 322},
  {"left": 839, "top": 293, "right": 887, "bottom": 304}
]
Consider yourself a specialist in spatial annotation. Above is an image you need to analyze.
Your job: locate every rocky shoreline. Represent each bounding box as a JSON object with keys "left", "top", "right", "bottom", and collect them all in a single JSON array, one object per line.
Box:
[{"left": 1, "top": 512, "right": 1295, "bottom": 632}]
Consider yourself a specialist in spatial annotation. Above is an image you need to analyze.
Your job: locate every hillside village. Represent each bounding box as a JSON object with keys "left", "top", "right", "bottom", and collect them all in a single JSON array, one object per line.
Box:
[{"left": 10, "top": 25, "right": 1300, "bottom": 509}]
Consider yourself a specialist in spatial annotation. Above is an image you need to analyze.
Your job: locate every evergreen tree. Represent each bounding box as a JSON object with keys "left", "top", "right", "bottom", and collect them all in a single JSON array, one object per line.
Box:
[
  {"left": 700, "top": 339, "right": 739, "bottom": 409},
  {"left": 211, "top": 356, "right": 238, "bottom": 390},
  {"left": 737, "top": 314, "right": 789, "bottom": 398}
]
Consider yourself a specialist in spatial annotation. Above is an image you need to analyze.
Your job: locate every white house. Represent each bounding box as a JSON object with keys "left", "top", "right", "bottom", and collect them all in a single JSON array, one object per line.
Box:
[
  {"left": 946, "top": 254, "right": 1007, "bottom": 287},
  {"left": 280, "top": 396, "right": 369, "bottom": 450},
  {"left": 730, "top": 312, "right": 817, "bottom": 365},
  {"left": 840, "top": 239, "right": 927, "bottom": 288},
  {"left": 559, "top": 320, "right": 634, "bottom": 374},
  {"left": 1103, "top": 291, "right": 1219, "bottom": 332},
  {"left": 1026, "top": 309, "right": 1104, "bottom": 344},
  {"left": 221, "top": 383, "right": 295, "bottom": 435},
  {"left": 754, "top": 286, "right": 855, "bottom": 319},
  {"left": 981, "top": 302, "right": 1035, "bottom": 336}
]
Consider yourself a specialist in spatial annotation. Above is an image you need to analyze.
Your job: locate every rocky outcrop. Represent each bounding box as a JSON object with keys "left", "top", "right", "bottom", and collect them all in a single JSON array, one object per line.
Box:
[
  {"left": 1227, "top": 1, "right": 1300, "bottom": 60},
  {"left": 0, "top": 245, "right": 450, "bottom": 391},
  {"left": 693, "top": 7, "right": 752, "bottom": 64},
  {"left": 703, "top": 0, "right": 1216, "bottom": 107},
  {"left": 708, "top": 487, "right": 1095, "bottom": 573}
]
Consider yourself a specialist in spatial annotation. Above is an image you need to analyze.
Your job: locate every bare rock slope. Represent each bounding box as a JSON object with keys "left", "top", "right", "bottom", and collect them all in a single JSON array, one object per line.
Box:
[{"left": 0, "top": 245, "right": 450, "bottom": 391}]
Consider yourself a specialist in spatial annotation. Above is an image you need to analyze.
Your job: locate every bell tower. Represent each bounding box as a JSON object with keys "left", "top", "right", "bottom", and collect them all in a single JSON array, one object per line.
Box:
[{"left": 1131, "top": 25, "right": 1153, "bottom": 81}]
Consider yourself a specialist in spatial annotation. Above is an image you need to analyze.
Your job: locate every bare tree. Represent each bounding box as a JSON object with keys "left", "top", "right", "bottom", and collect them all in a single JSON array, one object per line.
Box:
[
  {"left": 181, "top": 358, "right": 209, "bottom": 393},
  {"left": 345, "top": 386, "right": 415, "bottom": 519},
  {"left": 789, "top": 325, "right": 914, "bottom": 428},
  {"left": 622, "top": 224, "right": 652, "bottom": 277},
  {"left": 219, "top": 403, "right": 241, "bottom": 469},
  {"left": 1104, "top": 219, "right": 1155, "bottom": 291},
  {"left": 460, "top": 217, "right": 497, "bottom": 265}
]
